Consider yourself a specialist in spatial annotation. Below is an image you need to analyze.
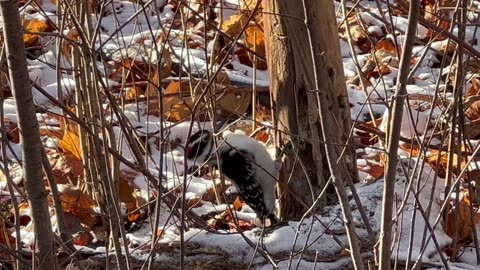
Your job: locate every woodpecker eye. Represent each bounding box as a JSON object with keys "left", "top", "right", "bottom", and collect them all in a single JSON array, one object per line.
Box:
[{"left": 201, "top": 134, "right": 209, "bottom": 142}]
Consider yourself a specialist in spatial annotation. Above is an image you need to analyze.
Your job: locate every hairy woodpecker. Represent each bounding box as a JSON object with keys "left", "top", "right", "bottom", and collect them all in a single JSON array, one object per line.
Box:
[{"left": 186, "top": 129, "right": 279, "bottom": 224}]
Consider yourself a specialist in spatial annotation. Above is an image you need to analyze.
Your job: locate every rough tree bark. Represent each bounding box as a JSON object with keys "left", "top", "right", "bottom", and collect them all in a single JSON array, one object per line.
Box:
[
  {"left": 0, "top": 1, "right": 58, "bottom": 268},
  {"left": 263, "top": 1, "right": 357, "bottom": 217}
]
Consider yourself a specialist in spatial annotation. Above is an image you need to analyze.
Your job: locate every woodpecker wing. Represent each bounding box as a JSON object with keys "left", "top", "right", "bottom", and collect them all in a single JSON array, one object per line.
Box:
[{"left": 219, "top": 148, "right": 269, "bottom": 217}]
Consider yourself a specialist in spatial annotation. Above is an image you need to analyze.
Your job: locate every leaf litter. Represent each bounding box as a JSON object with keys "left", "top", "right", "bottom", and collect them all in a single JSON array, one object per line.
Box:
[{"left": 1, "top": 0, "right": 480, "bottom": 269}]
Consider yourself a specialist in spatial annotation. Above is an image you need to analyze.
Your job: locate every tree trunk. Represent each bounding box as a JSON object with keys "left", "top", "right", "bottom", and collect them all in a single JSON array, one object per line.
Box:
[
  {"left": 0, "top": 2, "right": 58, "bottom": 268},
  {"left": 264, "top": 1, "right": 357, "bottom": 218}
]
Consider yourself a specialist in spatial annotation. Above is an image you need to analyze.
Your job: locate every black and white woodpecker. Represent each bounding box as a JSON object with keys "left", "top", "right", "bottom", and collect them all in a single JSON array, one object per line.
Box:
[{"left": 185, "top": 129, "right": 279, "bottom": 224}]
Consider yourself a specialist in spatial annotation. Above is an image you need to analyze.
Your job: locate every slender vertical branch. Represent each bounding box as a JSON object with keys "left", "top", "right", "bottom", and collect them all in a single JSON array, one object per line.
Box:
[
  {"left": 449, "top": 0, "right": 467, "bottom": 261},
  {"left": 378, "top": 1, "right": 421, "bottom": 269},
  {"left": 0, "top": 1, "right": 58, "bottom": 268},
  {"left": 0, "top": 73, "right": 23, "bottom": 270}
]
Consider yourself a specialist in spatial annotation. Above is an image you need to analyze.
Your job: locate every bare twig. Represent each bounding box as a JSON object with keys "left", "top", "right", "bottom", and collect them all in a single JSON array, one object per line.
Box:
[{"left": 378, "top": 1, "right": 421, "bottom": 270}]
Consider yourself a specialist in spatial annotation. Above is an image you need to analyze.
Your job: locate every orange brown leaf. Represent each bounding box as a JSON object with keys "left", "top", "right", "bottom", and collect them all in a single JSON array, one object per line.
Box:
[
  {"left": 23, "top": 19, "right": 54, "bottom": 47},
  {"left": 49, "top": 149, "right": 84, "bottom": 186},
  {"left": 59, "top": 185, "right": 96, "bottom": 227},
  {"left": 59, "top": 129, "right": 82, "bottom": 160},
  {"left": 72, "top": 232, "right": 89, "bottom": 246},
  {"left": 357, "top": 160, "right": 384, "bottom": 180},
  {"left": 446, "top": 191, "right": 474, "bottom": 245},
  {"left": 233, "top": 197, "right": 243, "bottom": 211}
]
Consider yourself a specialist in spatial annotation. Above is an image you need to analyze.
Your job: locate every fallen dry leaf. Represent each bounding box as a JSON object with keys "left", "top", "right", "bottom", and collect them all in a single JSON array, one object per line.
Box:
[
  {"left": 23, "top": 18, "right": 54, "bottom": 47},
  {"left": 58, "top": 184, "right": 96, "bottom": 227},
  {"left": 62, "top": 28, "right": 79, "bottom": 61},
  {"left": 422, "top": 0, "right": 450, "bottom": 41},
  {"left": 124, "top": 86, "right": 143, "bottom": 100},
  {"left": 465, "top": 98, "right": 480, "bottom": 122},
  {"left": 222, "top": 13, "right": 266, "bottom": 69},
  {"left": 2, "top": 118, "right": 19, "bottom": 143},
  {"left": 244, "top": 21, "right": 266, "bottom": 69},
  {"left": 125, "top": 202, "right": 143, "bottom": 222},
  {"left": 48, "top": 149, "right": 84, "bottom": 186},
  {"left": 373, "top": 39, "right": 399, "bottom": 67},
  {"left": 254, "top": 130, "right": 269, "bottom": 143},
  {"left": 466, "top": 78, "right": 480, "bottom": 97},
  {"left": 446, "top": 191, "right": 474, "bottom": 245},
  {"left": 203, "top": 181, "right": 224, "bottom": 202},
  {"left": 425, "top": 150, "right": 451, "bottom": 178},
  {"left": 216, "top": 91, "right": 251, "bottom": 118},
  {"left": 109, "top": 59, "right": 149, "bottom": 84},
  {"left": 147, "top": 81, "right": 191, "bottom": 120},
  {"left": 233, "top": 197, "right": 243, "bottom": 211},
  {"left": 145, "top": 48, "right": 173, "bottom": 95},
  {"left": 222, "top": 14, "right": 249, "bottom": 38},
  {"left": 119, "top": 177, "right": 136, "bottom": 204},
  {"left": 240, "top": 0, "right": 260, "bottom": 10},
  {"left": 223, "top": 210, "right": 255, "bottom": 231},
  {"left": 398, "top": 142, "right": 421, "bottom": 158},
  {"left": 366, "top": 63, "right": 391, "bottom": 80},
  {"left": 0, "top": 217, "right": 16, "bottom": 262},
  {"left": 147, "top": 80, "right": 251, "bottom": 121},
  {"left": 59, "top": 129, "right": 82, "bottom": 160},
  {"left": 187, "top": 196, "right": 202, "bottom": 208},
  {"left": 357, "top": 160, "right": 384, "bottom": 180},
  {"left": 72, "top": 231, "right": 89, "bottom": 246},
  {"left": 167, "top": 99, "right": 194, "bottom": 122},
  {"left": 255, "top": 104, "right": 272, "bottom": 122}
]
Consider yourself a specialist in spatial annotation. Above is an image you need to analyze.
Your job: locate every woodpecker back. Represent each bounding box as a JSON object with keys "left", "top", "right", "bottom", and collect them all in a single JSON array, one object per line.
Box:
[{"left": 186, "top": 130, "right": 279, "bottom": 223}]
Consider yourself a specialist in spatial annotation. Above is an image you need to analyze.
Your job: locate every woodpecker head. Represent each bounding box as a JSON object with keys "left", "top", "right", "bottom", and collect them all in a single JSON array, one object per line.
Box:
[{"left": 185, "top": 129, "right": 214, "bottom": 163}]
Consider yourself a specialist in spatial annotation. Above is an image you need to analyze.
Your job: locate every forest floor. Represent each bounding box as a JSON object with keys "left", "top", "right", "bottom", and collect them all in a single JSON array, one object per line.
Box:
[{"left": 2, "top": 0, "right": 480, "bottom": 269}]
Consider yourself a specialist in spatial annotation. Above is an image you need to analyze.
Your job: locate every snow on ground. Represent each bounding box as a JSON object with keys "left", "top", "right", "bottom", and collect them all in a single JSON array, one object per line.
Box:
[{"left": 174, "top": 157, "right": 460, "bottom": 268}]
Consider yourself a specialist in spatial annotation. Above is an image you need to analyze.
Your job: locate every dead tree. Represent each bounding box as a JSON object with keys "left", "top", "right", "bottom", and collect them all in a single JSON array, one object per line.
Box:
[{"left": 264, "top": 0, "right": 357, "bottom": 218}]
